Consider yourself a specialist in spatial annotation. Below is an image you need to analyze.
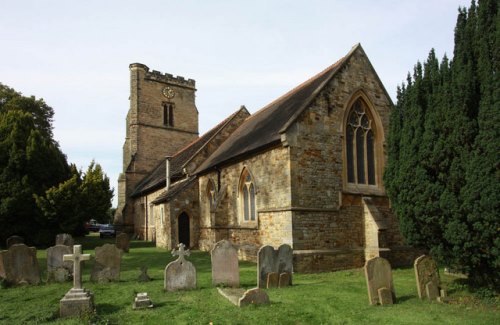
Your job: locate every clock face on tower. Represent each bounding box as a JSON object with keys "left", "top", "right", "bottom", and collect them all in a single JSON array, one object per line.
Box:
[{"left": 162, "top": 87, "right": 175, "bottom": 99}]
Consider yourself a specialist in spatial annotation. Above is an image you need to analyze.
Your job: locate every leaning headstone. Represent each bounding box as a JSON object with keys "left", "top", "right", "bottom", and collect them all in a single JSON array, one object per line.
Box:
[
  {"left": 211, "top": 239, "right": 239, "bottom": 287},
  {"left": 60, "top": 245, "right": 94, "bottom": 318},
  {"left": 56, "top": 233, "right": 74, "bottom": 247},
  {"left": 217, "top": 287, "right": 270, "bottom": 307},
  {"left": 414, "top": 255, "right": 444, "bottom": 301},
  {"left": 0, "top": 243, "right": 40, "bottom": 285},
  {"left": 133, "top": 292, "right": 153, "bottom": 309},
  {"left": 47, "top": 245, "right": 73, "bottom": 282},
  {"left": 6, "top": 235, "right": 24, "bottom": 248},
  {"left": 364, "top": 257, "right": 396, "bottom": 305},
  {"left": 137, "top": 266, "right": 151, "bottom": 282},
  {"left": 164, "top": 243, "right": 196, "bottom": 291},
  {"left": 257, "top": 244, "right": 293, "bottom": 288},
  {"left": 90, "top": 244, "right": 122, "bottom": 283},
  {"left": 116, "top": 233, "right": 130, "bottom": 253}
]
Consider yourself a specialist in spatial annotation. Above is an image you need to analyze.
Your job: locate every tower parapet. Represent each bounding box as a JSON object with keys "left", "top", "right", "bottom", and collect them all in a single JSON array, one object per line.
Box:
[{"left": 129, "top": 63, "right": 196, "bottom": 89}]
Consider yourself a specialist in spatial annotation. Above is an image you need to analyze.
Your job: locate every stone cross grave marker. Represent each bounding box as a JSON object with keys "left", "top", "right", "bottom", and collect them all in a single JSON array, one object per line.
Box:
[
  {"left": 60, "top": 245, "right": 94, "bottom": 318},
  {"left": 90, "top": 244, "right": 122, "bottom": 283},
  {"left": 414, "top": 255, "right": 444, "bottom": 301},
  {"left": 211, "top": 239, "right": 239, "bottom": 287},
  {"left": 47, "top": 245, "right": 73, "bottom": 282},
  {"left": 164, "top": 243, "right": 196, "bottom": 291},
  {"left": 364, "top": 256, "right": 396, "bottom": 305},
  {"left": 0, "top": 243, "right": 40, "bottom": 285},
  {"left": 55, "top": 233, "right": 74, "bottom": 247},
  {"left": 257, "top": 244, "right": 293, "bottom": 288},
  {"left": 116, "top": 233, "right": 130, "bottom": 253}
]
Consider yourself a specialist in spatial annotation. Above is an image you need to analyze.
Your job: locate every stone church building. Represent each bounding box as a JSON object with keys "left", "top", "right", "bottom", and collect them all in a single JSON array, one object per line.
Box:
[{"left": 115, "top": 44, "right": 417, "bottom": 272}]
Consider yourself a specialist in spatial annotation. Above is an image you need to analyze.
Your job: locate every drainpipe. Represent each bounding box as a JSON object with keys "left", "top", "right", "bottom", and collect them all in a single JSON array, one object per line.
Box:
[{"left": 166, "top": 156, "right": 172, "bottom": 190}]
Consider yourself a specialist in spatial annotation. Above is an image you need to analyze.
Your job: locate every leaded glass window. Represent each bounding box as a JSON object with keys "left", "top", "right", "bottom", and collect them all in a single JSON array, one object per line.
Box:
[
  {"left": 346, "top": 99, "right": 376, "bottom": 185},
  {"left": 240, "top": 169, "right": 257, "bottom": 222}
]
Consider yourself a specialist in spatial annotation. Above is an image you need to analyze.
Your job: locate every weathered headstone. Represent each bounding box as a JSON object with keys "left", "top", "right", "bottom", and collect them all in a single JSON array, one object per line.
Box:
[
  {"left": 60, "top": 245, "right": 94, "bottom": 318},
  {"left": 279, "top": 272, "right": 291, "bottom": 288},
  {"left": 217, "top": 287, "right": 270, "bottom": 307},
  {"left": 257, "top": 244, "right": 293, "bottom": 288},
  {"left": 116, "top": 233, "right": 130, "bottom": 253},
  {"left": 90, "top": 244, "right": 122, "bottom": 283},
  {"left": 364, "top": 257, "right": 396, "bottom": 305},
  {"left": 414, "top": 255, "right": 443, "bottom": 301},
  {"left": 211, "top": 239, "right": 239, "bottom": 287},
  {"left": 164, "top": 243, "right": 196, "bottom": 291},
  {"left": 0, "top": 243, "right": 40, "bottom": 285},
  {"left": 6, "top": 235, "right": 24, "bottom": 248},
  {"left": 266, "top": 272, "right": 279, "bottom": 288},
  {"left": 47, "top": 245, "right": 73, "bottom": 282},
  {"left": 138, "top": 266, "right": 151, "bottom": 282},
  {"left": 56, "top": 233, "right": 74, "bottom": 247},
  {"left": 133, "top": 292, "right": 153, "bottom": 309}
]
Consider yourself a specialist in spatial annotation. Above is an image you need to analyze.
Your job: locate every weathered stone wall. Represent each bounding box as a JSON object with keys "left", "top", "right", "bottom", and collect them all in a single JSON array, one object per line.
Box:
[{"left": 198, "top": 146, "right": 292, "bottom": 257}]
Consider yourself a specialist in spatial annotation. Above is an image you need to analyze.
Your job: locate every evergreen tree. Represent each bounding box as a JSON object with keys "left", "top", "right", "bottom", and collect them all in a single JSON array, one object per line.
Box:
[{"left": 80, "top": 160, "right": 114, "bottom": 224}]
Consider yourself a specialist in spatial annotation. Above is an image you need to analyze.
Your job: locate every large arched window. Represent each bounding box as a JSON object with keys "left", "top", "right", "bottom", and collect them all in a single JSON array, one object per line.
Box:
[
  {"left": 346, "top": 98, "right": 376, "bottom": 186},
  {"left": 239, "top": 168, "right": 256, "bottom": 222}
]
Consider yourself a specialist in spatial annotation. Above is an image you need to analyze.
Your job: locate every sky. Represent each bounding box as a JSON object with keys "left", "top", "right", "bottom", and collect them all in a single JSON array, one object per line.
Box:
[{"left": 1, "top": 0, "right": 470, "bottom": 207}]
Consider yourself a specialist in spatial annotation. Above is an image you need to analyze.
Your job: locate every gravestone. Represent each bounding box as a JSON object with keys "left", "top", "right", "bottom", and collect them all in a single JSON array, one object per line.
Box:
[
  {"left": 116, "top": 233, "right": 130, "bottom": 253},
  {"left": 257, "top": 244, "right": 293, "bottom": 288},
  {"left": 56, "top": 233, "right": 74, "bottom": 247},
  {"left": 164, "top": 243, "right": 196, "bottom": 291},
  {"left": 138, "top": 266, "right": 151, "bottom": 282},
  {"left": 6, "top": 235, "right": 24, "bottom": 248},
  {"left": 133, "top": 292, "right": 153, "bottom": 309},
  {"left": 90, "top": 244, "right": 122, "bottom": 283},
  {"left": 47, "top": 245, "right": 73, "bottom": 282},
  {"left": 211, "top": 239, "right": 239, "bottom": 287},
  {"left": 217, "top": 288, "right": 270, "bottom": 307},
  {"left": 364, "top": 257, "right": 396, "bottom": 305},
  {"left": 266, "top": 272, "right": 279, "bottom": 288},
  {"left": 414, "top": 255, "right": 443, "bottom": 301},
  {"left": 279, "top": 272, "right": 291, "bottom": 288},
  {"left": 60, "top": 245, "right": 94, "bottom": 318},
  {"left": 0, "top": 243, "right": 40, "bottom": 285}
]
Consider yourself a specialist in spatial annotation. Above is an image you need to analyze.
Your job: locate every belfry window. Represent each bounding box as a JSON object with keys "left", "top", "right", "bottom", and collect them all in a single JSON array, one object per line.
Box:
[
  {"left": 346, "top": 98, "right": 376, "bottom": 185},
  {"left": 163, "top": 102, "right": 174, "bottom": 127},
  {"left": 239, "top": 168, "right": 256, "bottom": 222}
]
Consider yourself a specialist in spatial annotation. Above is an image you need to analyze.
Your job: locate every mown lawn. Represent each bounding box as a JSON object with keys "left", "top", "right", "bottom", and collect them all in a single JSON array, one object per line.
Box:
[{"left": 0, "top": 234, "right": 498, "bottom": 324}]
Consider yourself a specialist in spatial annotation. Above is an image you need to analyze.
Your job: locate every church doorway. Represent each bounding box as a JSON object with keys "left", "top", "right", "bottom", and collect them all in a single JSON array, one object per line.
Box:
[{"left": 178, "top": 212, "right": 190, "bottom": 248}]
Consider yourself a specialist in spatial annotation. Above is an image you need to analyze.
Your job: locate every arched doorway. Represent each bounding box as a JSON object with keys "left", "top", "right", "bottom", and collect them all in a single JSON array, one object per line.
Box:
[{"left": 178, "top": 212, "right": 190, "bottom": 248}]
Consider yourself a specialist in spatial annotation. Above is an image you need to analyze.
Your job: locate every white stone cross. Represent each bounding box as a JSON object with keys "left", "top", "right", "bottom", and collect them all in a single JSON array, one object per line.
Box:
[
  {"left": 171, "top": 243, "right": 190, "bottom": 261},
  {"left": 63, "top": 245, "right": 90, "bottom": 289}
]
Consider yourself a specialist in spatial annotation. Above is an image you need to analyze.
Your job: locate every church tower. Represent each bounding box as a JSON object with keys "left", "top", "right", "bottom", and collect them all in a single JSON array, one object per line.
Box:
[{"left": 115, "top": 63, "right": 199, "bottom": 228}]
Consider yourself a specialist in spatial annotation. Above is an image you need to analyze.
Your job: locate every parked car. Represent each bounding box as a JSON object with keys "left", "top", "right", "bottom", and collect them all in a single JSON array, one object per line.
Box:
[
  {"left": 99, "top": 224, "right": 116, "bottom": 238},
  {"left": 85, "top": 219, "right": 100, "bottom": 232}
]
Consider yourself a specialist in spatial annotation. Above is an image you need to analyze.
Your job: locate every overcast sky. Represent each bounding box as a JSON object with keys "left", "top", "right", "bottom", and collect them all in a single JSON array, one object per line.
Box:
[{"left": 1, "top": 0, "right": 470, "bottom": 206}]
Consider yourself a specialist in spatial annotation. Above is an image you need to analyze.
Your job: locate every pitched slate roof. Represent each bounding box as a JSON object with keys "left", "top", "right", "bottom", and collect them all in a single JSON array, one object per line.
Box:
[
  {"left": 195, "top": 44, "right": 363, "bottom": 174},
  {"left": 151, "top": 176, "right": 197, "bottom": 204},
  {"left": 131, "top": 107, "right": 248, "bottom": 197}
]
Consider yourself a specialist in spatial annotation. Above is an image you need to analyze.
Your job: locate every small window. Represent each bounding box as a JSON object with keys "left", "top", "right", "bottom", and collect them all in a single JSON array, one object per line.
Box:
[
  {"left": 239, "top": 168, "right": 257, "bottom": 223},
  {"left": 163, "top": 102, "right": 174, "bottom": 127},
  {"left": 207, "top": 179, "right": 216, "bottom": 211}
]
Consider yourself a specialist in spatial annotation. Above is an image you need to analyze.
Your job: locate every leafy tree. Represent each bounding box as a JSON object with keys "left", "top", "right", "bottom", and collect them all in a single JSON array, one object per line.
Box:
[{"left": 385, "top": 0, "right": 499, "bottom": 290}]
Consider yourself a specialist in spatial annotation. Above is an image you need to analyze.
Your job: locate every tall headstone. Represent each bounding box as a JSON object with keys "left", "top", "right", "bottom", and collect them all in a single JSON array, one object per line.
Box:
[
  {"left": 60, "top": 245, "right": 94, "bottom": 318},
  {"left": 47, "top": 245, "right": 73, "bottom": 282},
  {"left": 414, "top": 255, "right": 442, "bottom": 301},
  {"left": 0, "top": 243, "right": 40, "bottom": 285},
  {"left": 6, "top": 235, "right": 24, "bottom": 248},
  {"left": 116, "top": 233, "right": 130, "bottom": 253},
  {"left": 257, "top": 244, "right": 293, "bottom": 288},
  {"left": 364, "top": 257, "right": 396, "bottom": 305},
  {"left": 56, "top": 233, "right": 74, "bottom": 247},
  {"left": 90, "top": 244, "right": 122, "bottom": 283},
  {"left": 211, "top": 240, "right": 239, "bottom": 287},
  {"left": 164, "top": 243, "right": 196, "bottom": 291}
]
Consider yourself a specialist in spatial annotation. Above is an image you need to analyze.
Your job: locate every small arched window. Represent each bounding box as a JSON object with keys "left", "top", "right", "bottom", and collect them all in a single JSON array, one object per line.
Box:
[
  {"left": 346, "top": 98, "right": 376, "bottom": 186},
  {"left": 239, "top": 168, "right": 256, "bottom": 222},
  {"left": 207, "top": 179, "right": 216, "bottom": 211}
]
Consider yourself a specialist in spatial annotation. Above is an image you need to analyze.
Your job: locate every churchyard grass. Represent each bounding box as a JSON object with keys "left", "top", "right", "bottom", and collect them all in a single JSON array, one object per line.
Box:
[{"left": 0, "top": 234, "right": 498, "bottom": 324}]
